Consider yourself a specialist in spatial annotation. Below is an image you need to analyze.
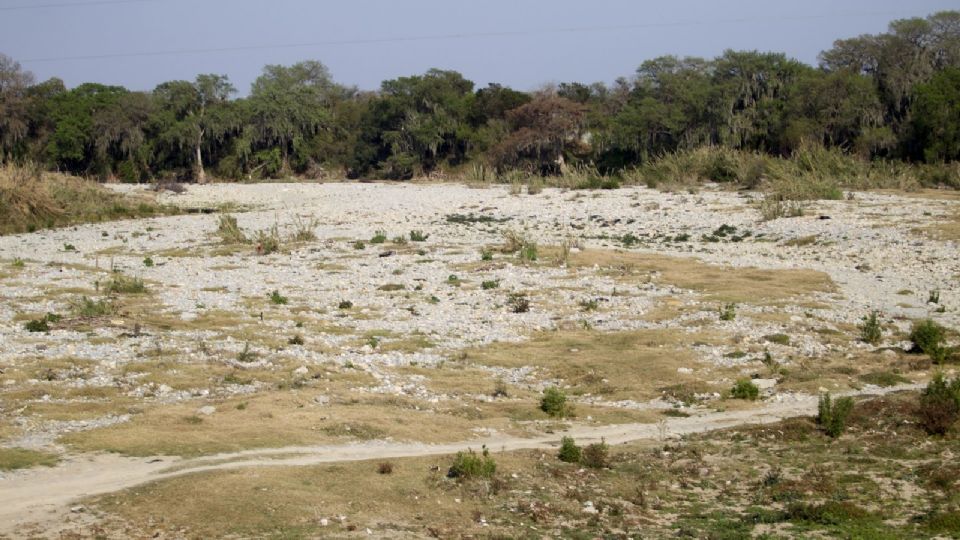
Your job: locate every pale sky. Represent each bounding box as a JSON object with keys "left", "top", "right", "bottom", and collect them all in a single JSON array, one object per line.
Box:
[{"left": 1, "top": 0, "right": 956, "bottom": 94}]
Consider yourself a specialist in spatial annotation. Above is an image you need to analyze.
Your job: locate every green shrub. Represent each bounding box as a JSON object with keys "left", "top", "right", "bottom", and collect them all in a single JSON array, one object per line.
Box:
[
  {"left": 859, "top": 311, "right": 882, "bottom": 345},
  {"left": 541, "top": 387, "right": 571, "bottom": 417},
  {"left": 519, "top": 242, "right": 538, "bottom": 262},
  {"left": 447, "top": 446, "right": 496, "bottom": 480},
  {"left": 70, "top": 296, "right": 113, "bottom": 318},
  {"left": 269, "top": 290, "right": 288, "bottom": 305},
  {"left": 337, "top": 300, "right": 353, "bottom": 309},
  {"left": 24, "top": 319, "right": 50, "bottom": 333},
  {"left": 481, "top": 280, "right": 500, "bottom": 290},
  {"left": 353, "top": 240, "right": 366, "bottom": 250},
  {"left": 370, "top": 230, "right": 387, "bottom": 244},
  {"left": 409, "top": 230, "right": 429, "bottom": 242},
  {"left": 480, "top": 249, "right": 493, "bottom": 261},
  {"left": 919, "top": 373, "right": 960, "bottom": 435},
  {"left": 558, "top": 437, "right": 581, "bottom": 463},
  {"left": 106, "top": 274, "right": 146, "bottom": 294},
  {"left": 142, "top": 256, "right": 154, "bottom": 267},
  {"left": 718, "top": 303, "right": 736, "bottom": 321},
  {"left": 581, "top": 439, "right": 610, "bottom": 469},
  {"left": 910, "top": 319, "right": 948, "bottom": 364},
  {"left": 287, "top": 335, "right": 304, "bottom": 346},
  {"left": 817, "top": 393, "right": 854, "bottom": 438},
  {"left": 731, "top": 379, "right": 760, "bottom": 401}
]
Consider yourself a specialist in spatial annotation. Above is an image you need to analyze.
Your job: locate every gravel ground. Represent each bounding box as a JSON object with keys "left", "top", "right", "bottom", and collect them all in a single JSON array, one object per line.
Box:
[{"left": 0, "top": 182, "right": 957, "bottom": 448}]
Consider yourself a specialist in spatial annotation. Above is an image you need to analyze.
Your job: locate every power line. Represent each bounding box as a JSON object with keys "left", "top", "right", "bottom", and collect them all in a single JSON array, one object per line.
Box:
[
  {"left": 0, "top": 0, "right": 160, "bottom": 11},
  {"left": 18, "top": 10, "right": 916, "bottom": 64}
]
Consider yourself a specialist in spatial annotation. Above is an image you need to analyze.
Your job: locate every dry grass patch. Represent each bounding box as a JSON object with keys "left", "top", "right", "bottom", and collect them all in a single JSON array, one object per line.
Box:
[
  {"left": 92, "top": 453, "right": 519, "bottom": 538},
  {"left": 0, "top": 448, "right": 59, "bottom": 471},
  {"left": 915, "top": 211, "right": 960, "bottom": 241},
  {"left": 62, "top": 392, "right": 495, "bottom": 457},
  {"left": 566, "top": 249, "right": 835, "bottom": 303},
  {"left": 463, "top": 329, "right": 732, "bottom": 401},
  {"left": 0, "top": 165, "right": 175, "bottom": 235}
]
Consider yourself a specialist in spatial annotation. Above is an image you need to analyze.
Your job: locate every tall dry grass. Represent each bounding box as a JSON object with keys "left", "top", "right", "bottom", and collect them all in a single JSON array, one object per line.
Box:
[{"left": 0, "top": 165, "right": 173, "bottom": 235}]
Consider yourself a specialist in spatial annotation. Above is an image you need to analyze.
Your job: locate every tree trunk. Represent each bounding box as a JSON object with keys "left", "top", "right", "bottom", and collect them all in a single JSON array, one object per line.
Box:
[{"left": 195, "top": 138, "right": 206, "bottom": 184}]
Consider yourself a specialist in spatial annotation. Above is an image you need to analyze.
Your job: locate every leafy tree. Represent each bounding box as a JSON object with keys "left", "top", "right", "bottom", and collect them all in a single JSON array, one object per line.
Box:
[
  {"left": 0, "top": 54, "right": 35, "bottom": 161},
  {"left": 369, "top": 69, "right": 475, "bottom": 178},
  {"left": 153, "top": 74, "right": 236, "bottom": 182},
  {"left": 248, "top": 61, "right": 337, "bottom": 175},
  {"left": 44, "top": 83, "right": 128, "bottom": 175},
  {"left": 911, "top": 67, "right": 960, "bottom": 161},
  {"left": 93, "top": 91, "right": 155, "bottom": 181}
]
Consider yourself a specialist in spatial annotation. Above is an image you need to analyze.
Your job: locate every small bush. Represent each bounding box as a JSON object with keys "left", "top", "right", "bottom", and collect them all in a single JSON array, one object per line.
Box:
[
  {"left": 370, "top": 230, "right": 387, "bottom": 244},
  {"left": 919, "top": 373, "right": 960, "bottom": 435},
  {"left": 142, "top": 256, "right": 154, "bottom": 267},
  {"left": 269, "top": 290, "right": 289, "bottom": 305},
  {"left": 910, "top": 319, "right": 948, "bottom": 364},
  {"left": 519, "top": 242, "right": 538, "bottom": 262},
  {"left": 448, "top": 446, "right": 496, "bottom": 480},
  {"left": 24, "top": 319, "right": 50, "bottom": 333},
  {"left": 928, "top": 290, "right": 941, "bottom": 304},
  {"left": 492, "top": 378, "right": 509, "bottom": 398},
  {"left": 409, "top": 230, "right": 429, "bottom": 242},
  {"left": 217, "top": 214, "right": 248, "bottom": 244},
  {"left": 236, "top": 342, "right": 257, "bottom": 363},
  {"left": 290, "top": 216, "right": 318, "bottom": 242},
  {"left": 579, "top": 299, "right": 599, "bottom": 311},
  {"left": 70, "top": 296, "right": 113, "bottom": 318},
  {"left": 288, "top": 335, "right": 304, "bottom": 346},
  {"left": 11, "top": 258, "right": 25, "bottom": 268},
  {"left": 817, "top": 393, "right": 854, "bottom": 438},
  {"left": 106, "top": 274, "right": 146, "bottom": 294},
  {"left": 352, "top": 240, "right": 365, "bottom": 250},
  {"left": 481, "top": 280, "right": 500, "bottom": 290},
  {"left": 480, "top": 249, "right": 494, "bottom": 261},
  {"left": 581, "top": 439, "right": 610, "bottom": 469},
  {"left": 254, "top": 225, "right": 281, "bottom": 255},
  {"left": 557, "top": 437, "right": 582, "bottom": 463},
  {"left": 731, "top": 379, "right": 760, "bottom": 400},
  {"left": 764, "top": 333, "right": 791, "bottom": 346},
  {"left": 338, "top": 300, "right": 353, "bottom": 309},
  {"left": 507, "top": 293, "right": 530, "bottom": 313},
  {"left": 541, "top": 387, "right": 571, "bottom": 417},
  {"left": 718, "top": 303, "right": 736, "bottom": 321},
  {"left": 859, "top": 311, "right": 882, "bottom": 345},
  {"left": 377, "top": 462, "right": 394, "bottom": 475}
]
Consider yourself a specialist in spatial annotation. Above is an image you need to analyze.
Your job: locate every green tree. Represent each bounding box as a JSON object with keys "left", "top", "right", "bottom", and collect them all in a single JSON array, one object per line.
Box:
[
  {"left": 44, "top": 83, "right": 128, "bottom": 175},
  {"left": 911, "top": 67, "right": 960, "bottom": 161},
  {"left": 248, "top": 61, "right": 337, "bottom": 175},
  {"left": 93, "top": 91, "right": 155, "bottom": 181},
  {"left": 153, "top": 74, "right": 236, "bottom": 182}
]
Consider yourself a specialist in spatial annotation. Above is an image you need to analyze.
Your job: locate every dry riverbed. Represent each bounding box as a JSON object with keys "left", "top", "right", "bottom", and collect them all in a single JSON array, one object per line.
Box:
[{"left": 0, "top": 182, "right": 957, "bottom": 538}]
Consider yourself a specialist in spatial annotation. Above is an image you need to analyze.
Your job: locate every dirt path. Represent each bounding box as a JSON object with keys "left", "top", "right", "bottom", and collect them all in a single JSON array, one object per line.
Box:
[{"left": 0, "top": 384, "right": 918, "bottom": 536}]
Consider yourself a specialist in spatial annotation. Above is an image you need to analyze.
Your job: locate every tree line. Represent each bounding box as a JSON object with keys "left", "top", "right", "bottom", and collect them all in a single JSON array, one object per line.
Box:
[{"left": 1, "top": 11, "right": 958, "bottom": 183}]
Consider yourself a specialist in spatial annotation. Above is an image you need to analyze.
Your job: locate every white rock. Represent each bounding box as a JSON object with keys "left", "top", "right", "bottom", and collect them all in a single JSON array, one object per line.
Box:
[
  {"left": 196, "top": 405, "right": 216, "bottom": 416},
  {"left": 293, "top": 366, "right": 309, "bottom": 376}
]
